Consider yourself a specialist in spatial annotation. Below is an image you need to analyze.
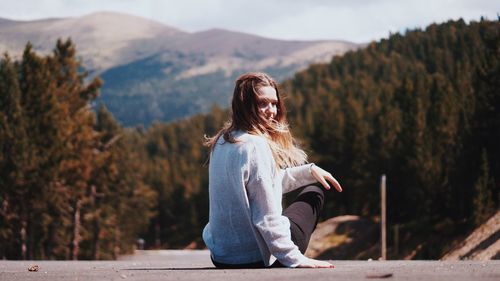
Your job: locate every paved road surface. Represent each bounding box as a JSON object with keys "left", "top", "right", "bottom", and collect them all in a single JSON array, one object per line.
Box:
[{"left": 1, "top": 250, "right": 499, "bottom": 281}]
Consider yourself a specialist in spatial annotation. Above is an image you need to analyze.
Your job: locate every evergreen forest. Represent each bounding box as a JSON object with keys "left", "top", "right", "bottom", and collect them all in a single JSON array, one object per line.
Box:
[{"left": 0, "top": 18, "right": 499, "bottom": 259}]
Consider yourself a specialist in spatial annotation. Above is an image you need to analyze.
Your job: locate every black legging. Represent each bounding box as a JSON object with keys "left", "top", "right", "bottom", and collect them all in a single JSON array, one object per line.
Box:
[{"left": 211, "top": 184, "right": 325, "bottom": 269}]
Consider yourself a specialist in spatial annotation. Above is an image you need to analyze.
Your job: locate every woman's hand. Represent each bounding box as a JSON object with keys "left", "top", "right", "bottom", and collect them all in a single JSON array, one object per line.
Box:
[
  {"left": 297, "top": 257, "right": 335, "bottom": 268},
  {"left": 310, "top": 164, "right": 343, "bottom": 192}
]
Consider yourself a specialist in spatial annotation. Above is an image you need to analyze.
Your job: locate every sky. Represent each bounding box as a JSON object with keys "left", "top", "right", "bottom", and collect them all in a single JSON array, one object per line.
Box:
[{"left": 0, "top": 0, "right": 497, "bottom": 43}]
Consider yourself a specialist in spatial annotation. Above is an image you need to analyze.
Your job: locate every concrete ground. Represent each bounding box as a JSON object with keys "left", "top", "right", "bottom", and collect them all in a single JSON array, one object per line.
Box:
[{"left": 1, "top": 250, "right": 499, "bottom": 281}]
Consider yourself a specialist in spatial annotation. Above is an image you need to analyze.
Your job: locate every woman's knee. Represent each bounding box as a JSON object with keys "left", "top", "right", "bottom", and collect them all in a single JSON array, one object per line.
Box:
[{"left": 297, "top": 184, "right": 325, "bottom": 212}]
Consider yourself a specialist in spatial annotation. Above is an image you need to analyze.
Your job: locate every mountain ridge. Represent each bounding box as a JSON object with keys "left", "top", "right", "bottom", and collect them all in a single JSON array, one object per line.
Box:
[{"left": 0, "top": 11, "right": 361, "bottom": 126}]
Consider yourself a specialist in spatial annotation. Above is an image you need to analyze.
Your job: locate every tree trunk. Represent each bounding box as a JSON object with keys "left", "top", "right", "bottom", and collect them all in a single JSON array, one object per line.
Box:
[
  {"left": 155, "top": 221, "right": 161, "bottom": 248},
  {"left": 70, "top": 199, "right": 82, "bottom": 260},
  {"left": 90, "top": 185, "right": 102, "bottom": 260},
  {"left": 20, "top": 218, "right": 27, "bottom": 260},
  {"left": 93, "top": 218, "right": 100, "bottom": 260},
  {"left": 113, "top": 222, "right": 120, "bottom": 259}
]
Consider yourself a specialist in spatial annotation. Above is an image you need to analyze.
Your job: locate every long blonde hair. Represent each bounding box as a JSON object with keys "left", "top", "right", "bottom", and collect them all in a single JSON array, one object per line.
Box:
[{"left": 204, "top": 72, "right": 307, "bottom": 168}]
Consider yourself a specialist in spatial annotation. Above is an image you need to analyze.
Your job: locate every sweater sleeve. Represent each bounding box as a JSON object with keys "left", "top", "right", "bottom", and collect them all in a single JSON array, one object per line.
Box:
[
  {"left": 245, "top": 140, "right": 307, "bottom": 267},
  {"left": 280, "top": 164, "right": 318, "bottom": 194}
]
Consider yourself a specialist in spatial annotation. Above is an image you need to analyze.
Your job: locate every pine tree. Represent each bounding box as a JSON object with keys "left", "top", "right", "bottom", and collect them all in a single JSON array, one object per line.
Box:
[
  {"left": 48, "top": 39, "right": 101, "bottom": 259},
  {"left": 17, "top": 43, "right": 64, "bottom": 259},
  {"left": 0, "top": 54, "right": 29, "bottom": 259},
  {"left": 472, "top": 149, "right": 495, "bottom": 226}
]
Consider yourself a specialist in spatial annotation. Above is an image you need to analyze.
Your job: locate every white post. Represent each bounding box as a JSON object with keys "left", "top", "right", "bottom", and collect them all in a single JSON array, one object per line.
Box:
[{"left": 381, "top": 174, "right": 387, "bottom": 260}]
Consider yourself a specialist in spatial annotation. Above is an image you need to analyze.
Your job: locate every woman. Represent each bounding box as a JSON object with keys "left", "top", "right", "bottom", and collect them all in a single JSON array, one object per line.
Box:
[{"left": 203, "top": 72, "right": 342, "bottom": 268}]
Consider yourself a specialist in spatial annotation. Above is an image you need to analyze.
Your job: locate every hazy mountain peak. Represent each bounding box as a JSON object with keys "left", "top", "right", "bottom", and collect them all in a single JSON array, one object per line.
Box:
[
  {"left": 75, "top": 11, "right": 187, "bottom": 36},
  {"left": 0, "top": 11, "right": 189, "bottom": 72},
  {"left": 0, "top": 17, "right": 17, "bottom": 24}
]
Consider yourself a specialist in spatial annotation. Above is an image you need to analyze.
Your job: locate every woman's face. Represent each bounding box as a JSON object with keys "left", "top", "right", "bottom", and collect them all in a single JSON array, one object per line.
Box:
[{"left": 256, "top": 86, "right": 278, "bottom": 123}]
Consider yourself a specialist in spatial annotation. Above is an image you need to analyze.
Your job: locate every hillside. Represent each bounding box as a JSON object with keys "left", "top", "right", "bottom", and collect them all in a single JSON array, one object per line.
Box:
[
  {"left": 442, "top": 211, "right": 500, "bottom": 260},
  {"left": 305, "top": 216, "right": 379, "bottom": 260},
  {"left": 281, "top": 18, "right": 500, "bottom": 259},
  {"left": 306, "top": 212, "right": 500, "bottom": 261},
  {"left": 0, "top": 12, "right": 360, "bottom": 126}
]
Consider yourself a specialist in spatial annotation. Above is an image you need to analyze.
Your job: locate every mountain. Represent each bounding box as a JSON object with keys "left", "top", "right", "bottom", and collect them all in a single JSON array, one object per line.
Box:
[
  {"left": 0, "top": 12, "right": 361, "bottom": 126},
  {"left": 0, "top": 12, "right": 186, "bottom": 72}
]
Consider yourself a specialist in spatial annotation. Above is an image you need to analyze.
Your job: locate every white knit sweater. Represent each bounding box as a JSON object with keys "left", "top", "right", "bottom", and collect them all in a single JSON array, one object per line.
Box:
[{"left": 202, "top": 130, "right": 317, "bottom": 267}]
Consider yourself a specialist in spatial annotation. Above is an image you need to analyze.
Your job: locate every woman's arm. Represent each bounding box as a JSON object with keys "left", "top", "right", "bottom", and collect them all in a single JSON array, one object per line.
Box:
[
  {"left": 245, "top": 139, "right": 307, "bottom": 267},
  {"left": 281, "top": 164, "right": 343, "bottom": 193},
  {"left": 280, "top": 164, "right": 317, "bottom": 193}
]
